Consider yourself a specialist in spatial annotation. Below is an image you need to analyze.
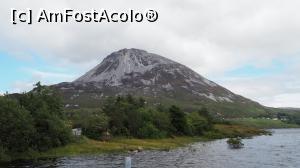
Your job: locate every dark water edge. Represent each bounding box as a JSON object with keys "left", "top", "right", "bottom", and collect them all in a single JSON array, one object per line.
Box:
[{"left": 2, "top": 129, "right": 300, "bottom": 168}]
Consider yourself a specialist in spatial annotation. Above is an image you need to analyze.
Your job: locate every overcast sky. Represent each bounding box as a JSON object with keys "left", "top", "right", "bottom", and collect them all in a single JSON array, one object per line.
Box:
[{"left": 1, "top": 0, "right": 300, "bottom": 108}]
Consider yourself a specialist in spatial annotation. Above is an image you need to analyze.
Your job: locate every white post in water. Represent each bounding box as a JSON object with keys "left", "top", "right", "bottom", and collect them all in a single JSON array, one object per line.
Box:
[{"left": 125, "top": 157, "right": 131, "bottom": 168}]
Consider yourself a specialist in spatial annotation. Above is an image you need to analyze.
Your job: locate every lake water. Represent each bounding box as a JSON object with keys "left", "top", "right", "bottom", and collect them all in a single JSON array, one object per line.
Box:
[{"left": 3, "top": 129, "right": 300, "bottom": 168}]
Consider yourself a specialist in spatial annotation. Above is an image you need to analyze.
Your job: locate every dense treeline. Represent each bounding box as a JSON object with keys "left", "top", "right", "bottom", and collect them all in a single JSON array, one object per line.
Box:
[
  {"left": 0, "top": 83, "right": 214, "bottom": 161},
  {"left": 70, "top": 95, "right": 214, "bottom": 139},
  {"left": 0, "top": 83, "right": 72, "bottom": 160}
]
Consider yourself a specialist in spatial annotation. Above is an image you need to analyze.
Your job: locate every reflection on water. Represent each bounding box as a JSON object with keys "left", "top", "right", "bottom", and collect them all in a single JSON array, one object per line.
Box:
[{"left": 3, "top": 129, "right": 300, "bottom": 168}]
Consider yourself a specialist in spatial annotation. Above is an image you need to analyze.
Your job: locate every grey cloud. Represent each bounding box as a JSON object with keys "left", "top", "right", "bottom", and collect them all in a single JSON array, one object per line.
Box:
[{"left": 1, "top": 0, "right": 300, "bottom": 107}]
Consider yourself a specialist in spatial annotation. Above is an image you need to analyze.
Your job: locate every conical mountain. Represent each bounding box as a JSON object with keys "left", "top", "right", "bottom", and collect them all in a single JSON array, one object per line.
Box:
[{"left": 54, "top": 48, "right": 266, "bottom": 117}]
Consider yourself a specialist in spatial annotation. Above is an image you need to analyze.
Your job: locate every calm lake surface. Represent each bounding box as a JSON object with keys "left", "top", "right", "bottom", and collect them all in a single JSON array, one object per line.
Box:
[{"left": 3, "top": 129, "right": 300, "bottom": 168}]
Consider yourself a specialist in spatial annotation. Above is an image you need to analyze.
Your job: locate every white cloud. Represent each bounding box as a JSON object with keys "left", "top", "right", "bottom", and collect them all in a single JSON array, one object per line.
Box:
[
  {"left": 267, "top": 93, "right": 300, "bottom": 108},
  {"left": 26, "top": 69, "right": 76, "bottom": 82},
  {"left": 10, "top": 81, "right": 35, "bottom": 93},
  {"left": 7, "top": 69, "right": 77, "bottom": 93},
  {"left": 217, "top": 69, "right": 300, "bottom": 107},
  {"left": 2, "top": 0, "right": 300, "bottom": 73},
  {"left": 1, "top": 0, "right": 300, "bottom": 107}
]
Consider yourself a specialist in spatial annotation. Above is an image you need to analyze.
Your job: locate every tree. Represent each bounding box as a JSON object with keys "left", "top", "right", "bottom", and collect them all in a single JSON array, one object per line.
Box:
[
  {"left": 126, "top": 107, "right": 144, "bottom": 136},
  {"left": 0, "top": 97, "right": 35, "bottom": 153},
  {"left": 0, "top": 83, "right": 74, "bottom": 160},
  {"left": 103, "top": 95, "right": 147, "bottom": 136},
  {"left": 187, "top": 112, "right": 208, "bottom": 135},
  {"left": 103, "top": 97, "right": 128, "bottom": 135},
  {"left": 137, "top": 97, "right": 146, "bottom": 108},
  {"left": 169, "top": 105, "right": 188, "bottom": 135},
  {"left": 102, "top": 96, "right": 215, "bottom": 138},
  {"left": 81, "top": 111, "right": 109, "bottom": 140},
  {"left": 19, "top": 82, "right": 72, "bottom": 151},
  {"left": 137, "top": 122, "right": 163, "bottom": 138},
  {"left": 198, "top": 107, "right": 213, "bottom": 130},
  {"left": 147, "top": 109, "right": 173, "bottom": 134}
]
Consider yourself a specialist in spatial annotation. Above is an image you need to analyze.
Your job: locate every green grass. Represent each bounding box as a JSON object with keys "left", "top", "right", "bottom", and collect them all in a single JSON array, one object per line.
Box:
[
  {"left": 229, "top": 118, "right": 300, "bottom": 129},
  {"left": 213, "top": 124, "right": 268, "bottom": 138},
  {"left": 30, "top": 136, "right": 205, "bottom": 159}
]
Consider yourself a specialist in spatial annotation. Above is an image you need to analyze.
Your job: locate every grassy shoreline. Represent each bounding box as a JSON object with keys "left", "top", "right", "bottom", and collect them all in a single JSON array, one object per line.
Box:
[
  {"left": 39, "top": 136, "right": 204, "bottom": 158},
  {"left": 229, "top": 118, "right": 300, "bottom": 129},
  {"left": 2, "top": 136, "right": 205, "bottom": 162},
  {"left": 0, "top": 124, "right": 270, "bottom": 162}
]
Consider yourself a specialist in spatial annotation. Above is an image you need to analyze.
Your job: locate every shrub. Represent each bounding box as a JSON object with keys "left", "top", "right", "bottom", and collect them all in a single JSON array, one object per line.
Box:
[
  {"left": 187, "top": 112, "right": 209, "bottom": 135},
  {"left": 137, "top": 122, "right": 166, "bottom": 139},
  {"left": 204, "top": 131, "right": 225, "bottom": 139},
  {"left": 81, "top": 112, "right": 109, "bottom": 140}
]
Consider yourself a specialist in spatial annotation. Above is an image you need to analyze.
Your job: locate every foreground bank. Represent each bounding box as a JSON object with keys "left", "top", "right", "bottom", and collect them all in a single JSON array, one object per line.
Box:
[{"left": 0, "top": 124, "right": 268, "bottom": 162}]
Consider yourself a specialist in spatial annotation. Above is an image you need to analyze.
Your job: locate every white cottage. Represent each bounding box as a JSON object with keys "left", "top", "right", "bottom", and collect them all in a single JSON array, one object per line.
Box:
[{"left": 72, "top": 128, "right": 82, "bottom": 136}]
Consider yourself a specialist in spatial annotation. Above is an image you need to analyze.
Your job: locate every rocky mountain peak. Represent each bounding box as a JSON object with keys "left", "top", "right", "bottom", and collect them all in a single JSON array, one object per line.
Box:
[{"left": 74, "top": 48, "right": 177, "bottom": 86}]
